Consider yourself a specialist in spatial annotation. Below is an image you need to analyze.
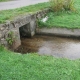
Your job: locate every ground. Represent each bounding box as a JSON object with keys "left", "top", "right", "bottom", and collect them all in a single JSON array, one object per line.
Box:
[
  {"left": 0, "top": 0, "right": 80, "bottom": 80},
  {"left": 38, "top": 0, "right": 80, "bottom": 29},
  {"left": 0, "top": 47, "right": 80, "bottom": 80},
  {"left": 0, "top": 0, "right": 48, "bottom": 10}
]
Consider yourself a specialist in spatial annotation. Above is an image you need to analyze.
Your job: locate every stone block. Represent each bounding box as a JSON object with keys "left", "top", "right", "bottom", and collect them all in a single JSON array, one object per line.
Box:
[
  {"left": 10, "top": 28, "right": 21, "bottom": 50},
  {"left": 0, "top": 8, "right": 50, "bottom": 49}
]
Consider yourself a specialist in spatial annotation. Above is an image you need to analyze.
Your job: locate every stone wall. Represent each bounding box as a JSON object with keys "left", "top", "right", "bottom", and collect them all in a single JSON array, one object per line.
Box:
[
  {"left": 36, "top": 27, "right": 80, "bottom": 37},
  {"left": 0, "top": 8, "right": 50, "bottom": 49}
]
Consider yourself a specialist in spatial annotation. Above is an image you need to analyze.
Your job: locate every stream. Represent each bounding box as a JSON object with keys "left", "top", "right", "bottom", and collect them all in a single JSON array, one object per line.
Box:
[{"left": 15, "top": 35, "right": 80, "bottom": 60}]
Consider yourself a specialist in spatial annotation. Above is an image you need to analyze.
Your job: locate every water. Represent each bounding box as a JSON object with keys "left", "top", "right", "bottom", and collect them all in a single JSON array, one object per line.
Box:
[{"left": 15, "top": 35, "right": 80, "bottom": 60}]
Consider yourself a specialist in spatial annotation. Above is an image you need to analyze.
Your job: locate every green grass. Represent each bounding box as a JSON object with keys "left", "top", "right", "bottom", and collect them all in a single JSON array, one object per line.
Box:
[
  {"left": 0, "top": 0, "right": 9, "bottom": 2},
  {"left": 0, "top": 47, "right": 80, "bottom": 80},
  {"left": 39, "top": 0, "right": 80, "bottom": 29},
  {"left": 0, "top": 2, "right": 50, "bottom": 23},
  {"left": 0, "top": 0, "right": 80, "bottom": 29}
]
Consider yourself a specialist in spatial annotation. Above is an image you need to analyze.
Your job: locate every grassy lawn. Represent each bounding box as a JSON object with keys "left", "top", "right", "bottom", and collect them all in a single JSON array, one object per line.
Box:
[
  {"left": 0, "top": 2, "right": 50, "bottom": 23},
  {"left": 39, "top": 0, "right": 80, "bottom": 29},
  {"left": 0, "top": 0, "right": 80, "bottom": 29},
  {"left": 0, "top": 0, "right": 9, "bottom": 2},
  {"left": 0, "top": 47, "right": 80, "bottom": 80}
]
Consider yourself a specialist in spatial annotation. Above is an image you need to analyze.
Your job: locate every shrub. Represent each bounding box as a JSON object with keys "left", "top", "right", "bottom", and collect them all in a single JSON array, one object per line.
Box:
[{"left": 49, "top": 0, "right": 75, "bottom": 12}]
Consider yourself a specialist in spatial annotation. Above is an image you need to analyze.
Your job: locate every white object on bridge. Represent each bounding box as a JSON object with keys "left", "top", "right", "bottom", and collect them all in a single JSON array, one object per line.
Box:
[{"left": 41, "top": 16, "right": 48, "bottom": 23}]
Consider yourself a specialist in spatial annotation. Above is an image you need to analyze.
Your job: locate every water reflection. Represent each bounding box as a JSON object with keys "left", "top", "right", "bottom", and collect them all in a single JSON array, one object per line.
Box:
[{"left": 15, "top": 35, "right": 80, "bottom": 60}]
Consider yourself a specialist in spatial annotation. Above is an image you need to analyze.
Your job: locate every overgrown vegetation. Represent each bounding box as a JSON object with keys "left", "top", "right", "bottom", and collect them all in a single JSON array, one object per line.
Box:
[
  {"left": 49, "top": 0, "right": 75, "bottom": 12},
  {"left": 0, "top": 2, "right": 50, "bottom": 23},
  {"left": 6, "top": 31, "right": 16, "bottom": 45},
  {"left": 38, "top": 0, "right": 80, "bottom": 29},
  {"left": 0, "top": 47, "right": 80, "bottom": 80}
]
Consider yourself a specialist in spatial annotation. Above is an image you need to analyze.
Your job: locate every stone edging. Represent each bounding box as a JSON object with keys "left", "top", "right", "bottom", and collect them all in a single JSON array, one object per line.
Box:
[{"left": 36, "top": 27, "right": 80, "bottom": 37}]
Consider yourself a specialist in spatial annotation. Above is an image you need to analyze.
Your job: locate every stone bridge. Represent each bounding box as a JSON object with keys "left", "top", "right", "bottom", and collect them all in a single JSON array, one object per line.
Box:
[{"left": 0, "top": 8, "right": 49, "bottom": 49}]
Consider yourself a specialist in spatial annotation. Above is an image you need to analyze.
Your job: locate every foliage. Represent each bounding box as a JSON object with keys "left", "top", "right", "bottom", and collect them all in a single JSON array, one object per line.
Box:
[
  {"left": 0, "top": 45, "right": 5, "bottom": 51},
  {"left": 49, "top": 0, "right": 75, "bottom": 12},
  {"left": 6, "top": 31, "right": 15, "bottom": 45}
]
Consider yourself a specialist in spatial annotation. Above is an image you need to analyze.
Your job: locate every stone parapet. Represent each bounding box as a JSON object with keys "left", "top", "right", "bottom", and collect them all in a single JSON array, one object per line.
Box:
[
  {"left": 36, "top": 27, "right": 80, "bottom": 37},
  {"left": 0, "top": 8, "right": 50, "bottom": 49}
]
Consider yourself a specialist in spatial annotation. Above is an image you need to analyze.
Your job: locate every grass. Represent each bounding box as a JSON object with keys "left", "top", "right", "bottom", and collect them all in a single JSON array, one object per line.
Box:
[
  {"left": 0, "top": 0, "right": 9, "bottom": 2},
  {"left": 39, "top": 0, "right": 80, "bottom": 29},
  {"left": 0, "top": 47, "right": 80, "bottom": 80},
  {"left": 0, "top": 1, "right": 80, "bottom": 80},
  {"left": 0, "top": 2, "right": 50, "bottom": 23},
  {"left": 0, "top": 0, "right": 80, "bottom": 29},
  {"left": 0, "top": 1, "right": 80, "bottom": 79}
]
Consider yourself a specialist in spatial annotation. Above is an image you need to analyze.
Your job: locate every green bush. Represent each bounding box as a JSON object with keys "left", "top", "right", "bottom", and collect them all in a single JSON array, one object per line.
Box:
[{"left": 49, "top": 0, "right": 75, "bottom": 12}]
